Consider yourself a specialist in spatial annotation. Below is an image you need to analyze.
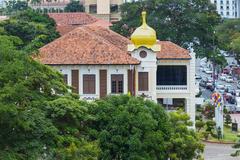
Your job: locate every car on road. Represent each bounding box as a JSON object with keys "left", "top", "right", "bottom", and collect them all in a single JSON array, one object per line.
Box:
[
  {"left": 199, "top": 79, "right": 207, "bottom": 88},
  {"left": 207, "top": 77, "right": 213, "bottom": 83},
  {"left": 225, "top": 76, "right": 234, "bottom": 83},
  {"left": 219, "top": 74, "right": 227, "bottom": 81},
  {"left": 237, "top": 81, "right": 240, "bottom": 89},
  {"left": 236, "top": 97, "right": 240, "bottom": 112},
  {"left": 205, "top": 69, "right": 213, "bottom": 74},
  {"left": 215, "top": 83, "right": 225, "bottom": 94},
  {"left": 206, "top": 82, "right": 214, "bottom": 91},
  {"left": 195, "top": 74, "right": 202, "bottom": 80},
  {"left": 223, "top": 68, "right": 230, "bottom": 74},
  {"left": 225, "top": 85, "right": 236, "bottom": 95}
]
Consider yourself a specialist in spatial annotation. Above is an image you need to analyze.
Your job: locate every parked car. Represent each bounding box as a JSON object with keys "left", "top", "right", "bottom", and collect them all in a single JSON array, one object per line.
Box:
[
  {"left": 236, "top": 97, "right": 240, "bottom": 112},
  {"left": 205, "top": 69, "right": 213, "bottom": 74},
  {"left": 215, "top": 82, "right": 225, "bottom": 94},
  {"left": 225, "top": 85, "right": 236, "bottom": 95},
  {"left": 195, "top": 74, "right": 202, "bottom": 80},
  {"left": 225, "top": 76, "right": 234, "bottom": 83},
  {"left": 219, "top": 74, "right": 227, "bottom": 81},
  {"left": 199, "top": 80, "right": 207, "bottom": 88},
  {"left": 207, "top": 77, "right": 213, "bottom": 83},
  {"left": 237, "top": 81, "right": 240, "bottom": 89},
  {"left": 206, "top": 82, "right": 214, "bottom": 91},
  {"left": 223, "top": 68, "right": 230, "bottom": 74}
]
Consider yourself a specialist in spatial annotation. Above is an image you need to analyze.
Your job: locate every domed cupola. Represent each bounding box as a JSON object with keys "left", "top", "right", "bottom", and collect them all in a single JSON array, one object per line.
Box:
[{"left": 128, "top": 11, "right": 160, "bottom": 52}]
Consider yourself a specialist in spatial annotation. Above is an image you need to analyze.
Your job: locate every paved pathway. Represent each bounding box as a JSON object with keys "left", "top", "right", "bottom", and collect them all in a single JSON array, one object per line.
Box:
[{"left": 204, "top": 142, "right": 239, "bottom": 160}]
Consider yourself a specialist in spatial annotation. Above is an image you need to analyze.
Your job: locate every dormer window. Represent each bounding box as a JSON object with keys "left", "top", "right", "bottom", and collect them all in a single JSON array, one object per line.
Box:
[{"left": 139, "top": 50, "right": 147, "bottom": 58}]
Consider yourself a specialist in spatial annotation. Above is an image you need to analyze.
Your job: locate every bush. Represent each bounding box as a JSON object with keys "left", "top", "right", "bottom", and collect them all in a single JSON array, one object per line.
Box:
[
  {"left": 206, "top": 120, "right": 216, "bottom": 135},
  {"left": 202, "top": 103, "right": 215, "bottom": 119},
  {"left": 225, "top": 113, "right": 232, "bottom": 126},
  {"left": 196, "top": 120, "right": 205, "bottom": 132}
]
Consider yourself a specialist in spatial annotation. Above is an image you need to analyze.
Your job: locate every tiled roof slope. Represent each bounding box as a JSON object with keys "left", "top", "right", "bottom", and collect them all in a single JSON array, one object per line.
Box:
[
  {"left": 37, "top": 25, "right": 140, "bottom": 65},
  {"left": 157, "top": 41, "right": 191, "bottom": 59},
  {"left": 48, "top": 12, "right": 112, "bottom": 35}
]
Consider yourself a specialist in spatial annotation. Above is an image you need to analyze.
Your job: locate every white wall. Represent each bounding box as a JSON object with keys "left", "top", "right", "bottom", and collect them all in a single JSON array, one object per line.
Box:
[{"left": 53, "top": 64, "right": 131, "bottom": 100}]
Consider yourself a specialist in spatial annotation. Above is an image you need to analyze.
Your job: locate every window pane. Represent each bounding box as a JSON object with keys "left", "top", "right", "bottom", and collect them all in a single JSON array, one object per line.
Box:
[
  {"left": 118, "top": 81, "right": 123, "bottom": 93},
  {"left": 89, "top": 4, "right": 97, "bottom": 13},
  {"left": 83, "top": 75, "right": 95, "bottom": 94},
  {"left": 63, "top": 74, "right": 68, "bottom": 84},
  {"left": 112, "top": 81, "right": 117, "bottom": 93},
  {"left": 157, "top": 66, "right": 187, "bottom": 85},
  {"left": 138, "top": 72, "right": 148, "bottom": 91},
  {"left": 111, "top": 74, "right": 124, "bottom": 93}
]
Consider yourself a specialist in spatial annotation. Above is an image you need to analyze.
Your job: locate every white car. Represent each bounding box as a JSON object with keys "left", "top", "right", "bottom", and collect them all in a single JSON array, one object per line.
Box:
[
  {"left": 225, "top": 76, "right": 234, "bottom": 83},
  {"left": 219, "top": 75, "right": 227, "bottom": 81},
  {"left": 215, "top": 83, "right": 225, "bottom": 94},
  {"left": 205, "top": 69, "right": 213, "bottom": 74}
]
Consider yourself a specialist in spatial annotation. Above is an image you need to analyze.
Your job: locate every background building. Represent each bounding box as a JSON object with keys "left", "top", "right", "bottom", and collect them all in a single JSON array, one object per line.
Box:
[
  {"left": 30, "top": 0, "right": 125, "bottom": 22},
  {"left": 84, "top": 0, "right": 123, "bottom": 22},
  {"left": 210, "top": 0, "right": 240, "bottom": 18},
  {"left": 0, "top": 0, "right": 5, "bottom": 8}
]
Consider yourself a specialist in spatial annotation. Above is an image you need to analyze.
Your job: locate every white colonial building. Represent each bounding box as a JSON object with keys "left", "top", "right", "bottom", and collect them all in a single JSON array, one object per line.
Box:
[
  {"left": 37, "top": 12, "right": 196, "bottom": 123},
  {"left": 210, "top": 0, "right": 240, "bottom": 18}
]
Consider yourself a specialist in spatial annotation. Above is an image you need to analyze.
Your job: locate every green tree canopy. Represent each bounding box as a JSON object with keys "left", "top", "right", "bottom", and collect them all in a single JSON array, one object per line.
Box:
[
  {"left": 64, "top": 0, "right": 84, "bottom": 12},
  {"left": 216, "top": 19, "right": 240, "bottom": 62},
  {"left": 0, "top": 35, "right": 99, "bottom": 159},
  {"left": 111, "top": 0, "right": 221, "bottom": 57},
  {"left": 5, "top": 0, "right": 28, "bottom": 14},
  {"left": 0, "top": 9, "right": 59, "bottom": 53},
  {"left": 89, "top": 95, "right": 203, "bottom": 159}
]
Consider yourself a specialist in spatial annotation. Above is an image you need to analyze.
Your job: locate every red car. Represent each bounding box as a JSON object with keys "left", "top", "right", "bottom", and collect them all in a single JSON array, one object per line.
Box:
[{"left": 223, "top": 68, "right": 230, "bottom": 74}]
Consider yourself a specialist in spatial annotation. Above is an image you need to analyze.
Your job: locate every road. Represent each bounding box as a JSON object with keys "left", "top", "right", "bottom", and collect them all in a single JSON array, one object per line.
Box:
[
  {"left": 196, "top": 57, "right": 239, "bottom": 101},
  {"left": 204, "top": 142, "right": 239, "bottom": 160}
]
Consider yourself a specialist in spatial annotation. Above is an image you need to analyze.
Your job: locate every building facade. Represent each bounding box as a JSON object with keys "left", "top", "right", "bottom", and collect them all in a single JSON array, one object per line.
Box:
[
  {"left": 37, "top": 12, "right": 196, "bottom": 124},
  {"left": 210, "top": 0, "right": 240, "bottom": 18},
  {"left": 30, "top": 0, "right": 125, "bottom": 22}
]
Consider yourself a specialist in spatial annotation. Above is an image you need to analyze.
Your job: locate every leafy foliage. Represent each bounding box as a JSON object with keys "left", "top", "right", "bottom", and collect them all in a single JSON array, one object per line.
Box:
[
  {"left": 216, "top": 19, "right": 240, "bottom": 62},
  {"left": 5, "top": 0, "right": 28, "bottom": 14},
  {"left": 0, "top": 9, "right": 59, "bottom": 53},
  {"left": 202, "top": 103, "right": 215, "bottom": 119},
  {"left": 64, "top": 0, "right": 84, "bottom": 12},
  {"left": 232, "top": 134, "right": 240, "bottom": 157},
  {"left": 168, "top": 110, "right": 204, "bottom": 160},
  {"left": 89, "top": 95, "right": 203, "bottom": 160},
  {"left": 89, "top": 95, "right": 171, "bottom": 159},
  {"left": 195, "top": 120, "right": 205, "bottom": 132},
  {"left": 225, "top": 113, "right": 232, "bottom": 125},
  {"left": 0, "top": 33, "right": 98, "bottom": 160}
]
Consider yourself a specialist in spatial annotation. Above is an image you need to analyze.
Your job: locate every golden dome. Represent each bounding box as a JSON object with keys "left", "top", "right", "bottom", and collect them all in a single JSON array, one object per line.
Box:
[{"left": 130, "top": 11, "right": 157, "bottom": 49}]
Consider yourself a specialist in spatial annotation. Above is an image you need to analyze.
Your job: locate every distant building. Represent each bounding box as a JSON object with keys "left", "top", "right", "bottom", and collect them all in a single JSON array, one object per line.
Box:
[
  {"left": 0, "top": 0, "right": 5, "bottom": 8},
  {"left": 30, "top": 0, "right": 126, "bottom": 22},
  {"left": 210, "top": 0, "right": 240, "bottom": 18}
]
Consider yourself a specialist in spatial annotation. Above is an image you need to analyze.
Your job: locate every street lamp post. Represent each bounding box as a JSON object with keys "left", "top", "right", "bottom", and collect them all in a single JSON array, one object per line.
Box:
[{"left": 212, "top": 30, "right": 216, "bottom": 91}]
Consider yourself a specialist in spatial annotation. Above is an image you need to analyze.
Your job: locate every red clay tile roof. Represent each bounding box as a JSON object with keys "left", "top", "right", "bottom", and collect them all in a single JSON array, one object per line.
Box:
[
  {"left": 37, "top": 25, "right": 139, "bottom": 65},
  {"left": 48, "top": 12, "right": 112, "bottom": 35},
  {"left": 157, "top": 41, "right": 190, "bottom": 59}
]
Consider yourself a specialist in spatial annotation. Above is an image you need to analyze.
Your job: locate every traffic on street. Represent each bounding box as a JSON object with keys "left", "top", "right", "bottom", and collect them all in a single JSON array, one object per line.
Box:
[{"left": 196, "top": 55, "right": 240, "bottom": 113}]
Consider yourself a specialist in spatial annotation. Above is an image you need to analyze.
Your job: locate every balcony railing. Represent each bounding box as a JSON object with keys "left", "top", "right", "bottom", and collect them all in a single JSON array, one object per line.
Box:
[{"left": 156, "top": 85, "right": 188, "bottom": 93}]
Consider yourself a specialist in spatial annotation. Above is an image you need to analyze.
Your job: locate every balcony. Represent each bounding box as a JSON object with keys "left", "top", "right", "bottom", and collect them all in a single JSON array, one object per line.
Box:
[{"left": 156, "top": 85, "right": 188, "bottom": 93}]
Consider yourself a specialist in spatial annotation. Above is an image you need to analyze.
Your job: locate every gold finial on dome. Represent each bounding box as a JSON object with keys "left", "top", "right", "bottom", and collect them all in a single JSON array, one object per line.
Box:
[{"left": 130, "top": 11, "right": 158, "bottom": 50}]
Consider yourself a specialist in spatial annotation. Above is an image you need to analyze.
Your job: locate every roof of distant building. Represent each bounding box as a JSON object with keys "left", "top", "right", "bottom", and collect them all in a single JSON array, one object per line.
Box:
[{"left": 48, "top": 12, "right": 112, "bottom": 35}]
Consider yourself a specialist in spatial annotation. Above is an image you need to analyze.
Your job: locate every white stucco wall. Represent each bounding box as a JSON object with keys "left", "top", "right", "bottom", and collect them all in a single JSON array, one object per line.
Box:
[{"left": 53, "top": 64, "right": 133, "bottom": 100}]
